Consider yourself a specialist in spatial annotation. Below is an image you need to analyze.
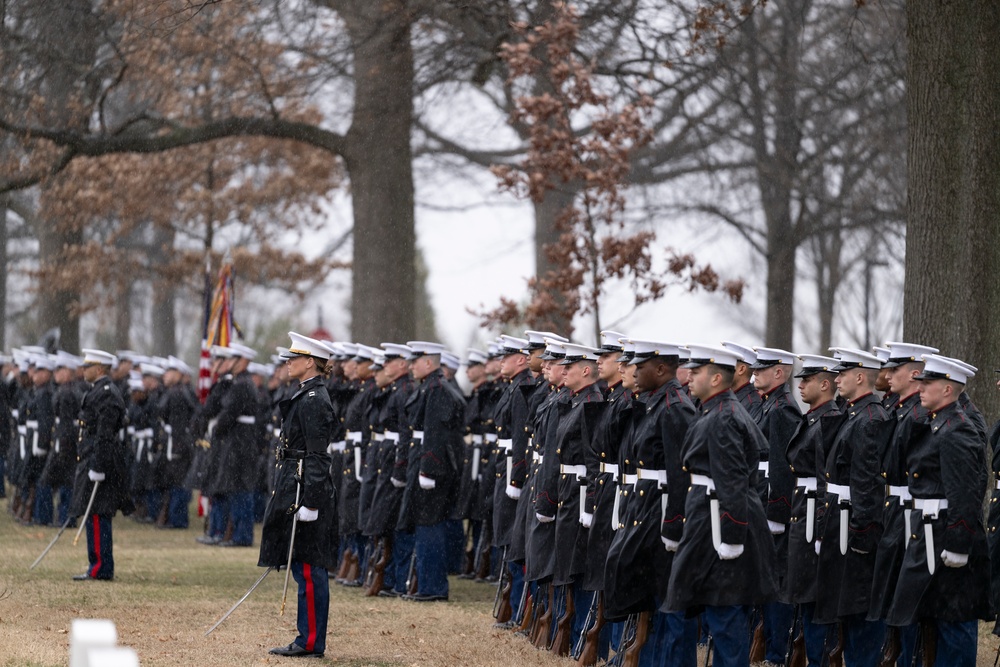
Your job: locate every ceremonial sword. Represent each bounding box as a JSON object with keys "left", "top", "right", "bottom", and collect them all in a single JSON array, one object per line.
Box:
[
  {"left": 280, "top": 457, "right": 304, "bottom": 616},
  {"left": 73, "top": 480, "right": 100, "bottom": 546},
  {"left": 29, "top": 514, "right": 74, "bottom": 569}
]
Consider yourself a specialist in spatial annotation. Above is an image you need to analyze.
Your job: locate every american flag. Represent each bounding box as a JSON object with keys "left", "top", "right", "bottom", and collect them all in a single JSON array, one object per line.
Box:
[{"left": 198, "top": 261, "right": 237, "bottom": 403}]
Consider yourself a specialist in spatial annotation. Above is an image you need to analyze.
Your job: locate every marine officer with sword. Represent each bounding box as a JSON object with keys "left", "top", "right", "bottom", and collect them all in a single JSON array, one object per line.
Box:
[{"left": 259, "top": 332, "right": 337, "bottom": 659}]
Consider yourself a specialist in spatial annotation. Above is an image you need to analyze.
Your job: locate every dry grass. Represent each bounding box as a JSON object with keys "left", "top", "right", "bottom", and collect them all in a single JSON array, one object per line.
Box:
[
  {"left": 0, "top": 502, "right": 566, "bottom": 667},
  {"left": 2, "top": 500, "right": 1000, "bottom": 666}
]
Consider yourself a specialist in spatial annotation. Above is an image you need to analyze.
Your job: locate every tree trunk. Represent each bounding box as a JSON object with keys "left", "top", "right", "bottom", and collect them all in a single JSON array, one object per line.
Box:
[
  {"left": 341, "top": 1, "right": 416, "bottom": 345},
  {"left": 36, "top": 224, "right": 82, "bottom": 352},
  {"left": 113, "top": 280, "right": 132, "bottom": 351},
  {"left": 0, "top": 204, "right": 6, "bottom": 350},
  {"left": 904, "top": 1, "right": 1000, "bottom": 418},
  {"left": 533, "top": 189, "right": 575, "bottom": 334}
]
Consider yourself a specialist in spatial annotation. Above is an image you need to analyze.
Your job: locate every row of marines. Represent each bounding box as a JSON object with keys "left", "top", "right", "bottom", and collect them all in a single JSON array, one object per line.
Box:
[{"left": 457, "top": 332, "right": 995, "bottom": 667}]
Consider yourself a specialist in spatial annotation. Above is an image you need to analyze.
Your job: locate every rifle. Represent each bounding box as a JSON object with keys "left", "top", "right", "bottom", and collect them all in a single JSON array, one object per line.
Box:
[
  {"left": 474, "top": 527, "right": 491, "bottom": 580},
  {"left": 828, "top": 622, "right": 844, "bottom": 667},
  {"left": 576, "top": 591, "right": 606, "bottom": 667},
  {"left": 917, "top": 620, "right": 936, "bottom": 667},
  {"left": 365, "top": 536, "right": 391, "bottom": 597},
  {"left": 785, "top": 604, "right": 806, "bottom": 667},
  {"left": 511, "top": 573, "right": 529, "bottom": 627},
  {"left": 621, "top": 610, "right": 651, "bottom": 667},
  {"left": 879, "top": 625, "right": 902, "bottom": 667},
  {"left": 749, "top": 609, "right": 766, "bottom": 664},
  {"left": 611, "top": 614, "right": 637, "bottom": 667},
  {"left": 516, "top": 583, "right": 534, "bottom": 634},
  {"left": 461, "top": 521, "right": 475, "bottom": 577},
  {"left": 492, "top": 547, "right": 512, "bottom": 622},
  {"left": 344, "top": 548, "right": 361, "bottom": 585},
  {"left": 532, "top": 582, "right": 556, "bottom": 649},
  {"left": 363, "top": 537, "right": 379, "bottom": 593},
  {"left": 551, "top": 584, "right": 575, "bottom": 656},
  {"left": 405, "top": 551, "right": 418, "bottom": 596}
]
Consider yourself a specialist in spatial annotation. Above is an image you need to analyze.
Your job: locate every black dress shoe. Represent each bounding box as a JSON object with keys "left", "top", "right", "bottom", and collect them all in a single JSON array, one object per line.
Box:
[
  {"left": 268, "top": 642, "right": 324, "bottom": 658},
  {"left": 72, "top": 573, "right": 91, "bottom": 581},
  {"left": 195, "top": 535, "right": 221, "bottom": 545},
  {"left": 402, "top": 592, "right": 448, "bottom": 602},
  {"left": 377, "top": 589, "right": 400, "bottom": 598}
]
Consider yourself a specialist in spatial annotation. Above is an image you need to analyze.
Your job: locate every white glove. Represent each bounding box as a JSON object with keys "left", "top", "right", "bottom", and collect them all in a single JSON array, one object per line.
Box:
[
  {"left": 418, "top": 474, "right": 436, "bottom": 490},
  {"left": 662, "top": 536, "right": 679, "bottom": 552},
  {"left": 941, "top": 550, "right": 968, "bottom": 568},
  {"left": 296, "top": 506, "right": 318, "bottom": 522},
  {"left": 767, "top": 520, "right": 786, "bottom": 535},
  {"left": 580, "top": 512, "right": 593, "bottom": 528},
  {"left": 815, "top": 540, "right": 822, "bottom": 555},
  {"left": 717, "top": 542, "right": 744, "bottom": 560},
  {"left": 536, "top": 512, "right": 555, "bottom": 524},
  {"left": 88, "top": 470, "right": 105, "bottom": 482},
  {"left": 505, "top": 484, "right": 522, "bottom": 500},
  {"left": 390, "top": 477, "right": 407, "bottom": 489},
  {"left": 326, "top": 443, "right": 336, "bottom": 454}
]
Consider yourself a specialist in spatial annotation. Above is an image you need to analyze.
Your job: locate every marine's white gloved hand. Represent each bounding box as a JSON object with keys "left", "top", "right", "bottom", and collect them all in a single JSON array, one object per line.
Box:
[
  {"left": 535, "top": 512, "right": 555, "bottom": 524},
  {"left": 941, "top": 550, "right": 968, "bottom": 568},
  {"left": 88, "top": 470, "right": 105, "bottom": 482},
  {"left": 662, "top": 536, "right": 679, "bottom": 552},
  {"left": 580, "top": 512, "right": 593, "bottom": 528},
  {"left": 815, "top": 540, "right": 822, "bottom": 556},
  {"left": 767, "top": 520, "right": 786, "bottom": 535},
  {"left": 391, "top": 477, "right": 407, "bottom": 489},
  {"left": 296, "top": 506, "right": 318, "bottom": 522},
  {"left": 505, "top": 484, "right": 522, "bottom": 499},
  {"left": 717, "top": 542, "right": 744, "bottom": 560},
  {"left": 418, "top": 474, "right": 436, "bottom": 490},
  {"left": 327, "top": 443, "right": 336, "bottom": 454}
]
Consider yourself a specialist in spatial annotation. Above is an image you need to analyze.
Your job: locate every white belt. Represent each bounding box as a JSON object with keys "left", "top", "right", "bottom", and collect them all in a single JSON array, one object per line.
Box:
[
  {"left": 600, "top": 462, "right": 619, "bottom": 478},
  {"left": 55, "top": 417, "right": 60, "bottom": 426},
  {"left": 139, "top": 428, "right": 154, "bottom": 438},
  {"left": 995, "top": 479, "right": 1000, "bottom": 491},
  {"left": 913, "top": 497, "right": 948, "bottom": 519},
  {"left": 636, "top": 468, "right": 667, "bottom": 484},
  {"left": 385, "top": 431, "right": 400, "bottom": 443},
  {"left": 560, "top": 464, "right": 586, "bottom": 477},
  {"left": 888, "top": 485, "right": 912, "bottom": 502},
  {"left": 347, "top": 431, "right": 362, "bottom": 443},
  {"left": 758, "top": 461, "right": 769, "bottom": 476},
  {"left": 374, "top": 434, "right": 385, "bottom": 442},
  {"left": 17, "top": 425, "right": 26, "bottom": 435},
  {"left": 472, "top": 435, "right": 483, "bottom": 445},
  {"left": 827, "top": 483, "right": 851, "bottom": 502},
  {"left": 127, "top": 425, "right": 136, "bottom": 436},
  {"left": 413, "top": 430, "right": 425, "bottom": 442},
  {"left": 796, "top": 477, "right": 817, "bottom": 492},
  {"left": 163, "top": 424, "right": 174, "bottom": 461},
  {"left": 236, "top": 415, "right": 256, "bottom": 424},
  {"left": 690, "top": 473, "right": 716, "bottom": 492},
  {"left": 533, "top": 451, "right": 544, "bottom": 465},
  {"left": 485, "top": 433, "right": 497, "bottom": 443},
  {"left": 623, "top": 474, "right": 638, "bottom": 485},
  {"left": 498, "top": 438, "right": 513, "bottom": 451},
  {"left": 331, "top": 441, "right": 347, "bottom": 452},
  {"left": 25, "top": 419, "right": 39, "bottom": 429},
  {"left": 11, "top": 409, "right": 18, "bottom": 419}
]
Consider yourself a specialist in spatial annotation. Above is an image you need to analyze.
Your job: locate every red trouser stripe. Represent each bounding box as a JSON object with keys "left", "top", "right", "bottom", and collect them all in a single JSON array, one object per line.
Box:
[
  {"left": 89, "top": 514, "right": 101, "bottom": 577},
  {"left": 303, "top": 564, "right": 317, "bottom": 651}
]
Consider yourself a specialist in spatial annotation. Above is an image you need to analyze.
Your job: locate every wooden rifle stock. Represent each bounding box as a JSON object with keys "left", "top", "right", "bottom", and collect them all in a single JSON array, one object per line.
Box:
[
  {"left": 879, "top": 625, "right": 901, "bottom": 667},
  {"left": 496, "top": 573, "right": 513, "bottom": 623},
  {"left": 365, "top": 536, "right": 391, "bottom": 596},
  {"left": 622, "top": 611, "right": 650, "bottom": 667},
  {"left": 406, "top": 552, "right": 418, "bottom": 596},
  {"left": 533, "top": 583, "right": 555, "bottom": 649},
  {"left": 517, "top": 587, "right": 535, "bottom": 633},
  {"left": 462, "top": 521, "right": 475, "bottom": 576},
  {"left": 551, "top": 585, "right": 574, "bottom": 656},
  {"left": 345, "top": 549, "right": 361, "bottom": 584},
  {"left": 919, "top": 620, "right": 936, "bottom": 667},
  {"left": 790, "top": 630, "right": 806, "bottom": 667},
  {"left": 749, "top": 612, "right": 766, "bottom": 664},
  {"left": 577, "top": 592, "right": 605, "bottom": 667},
  {"left": 828, "top": 622, "right": 844, "bottom": 667}
]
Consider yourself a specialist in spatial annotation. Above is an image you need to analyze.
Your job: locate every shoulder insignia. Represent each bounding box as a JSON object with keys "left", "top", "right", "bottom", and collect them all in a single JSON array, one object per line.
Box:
[{"left": 308, "top": 391, "right": 316, "bottom": 397}]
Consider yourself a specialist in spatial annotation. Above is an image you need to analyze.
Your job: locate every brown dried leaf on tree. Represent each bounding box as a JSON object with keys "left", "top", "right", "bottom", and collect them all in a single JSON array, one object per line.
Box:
[{"left": 477, "top": 2, "right": 742, "bottom": 337}]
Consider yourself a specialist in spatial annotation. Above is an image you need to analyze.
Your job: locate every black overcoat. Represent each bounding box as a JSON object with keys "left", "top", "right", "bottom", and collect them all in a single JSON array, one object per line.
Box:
[{"left": 70, "top": 376, "right": 133, "bottom": 517}]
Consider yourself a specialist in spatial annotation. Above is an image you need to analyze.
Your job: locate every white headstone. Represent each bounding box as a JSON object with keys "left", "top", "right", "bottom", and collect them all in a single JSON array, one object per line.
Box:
[
  {"left": 87, "top": 647, "right": 139, "bottom": 667},
  {"left": 70, "top": 619, "right": 117, "bottom": 667}
]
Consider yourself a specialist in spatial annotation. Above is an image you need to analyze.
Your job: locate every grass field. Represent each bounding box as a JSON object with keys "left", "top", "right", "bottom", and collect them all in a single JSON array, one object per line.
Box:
[
  {"left": 0, "top": 502, "right": 567, "bottom": 667},
  {"left": 2, "top": 500, "right": 1000, "bottom": 666}
]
